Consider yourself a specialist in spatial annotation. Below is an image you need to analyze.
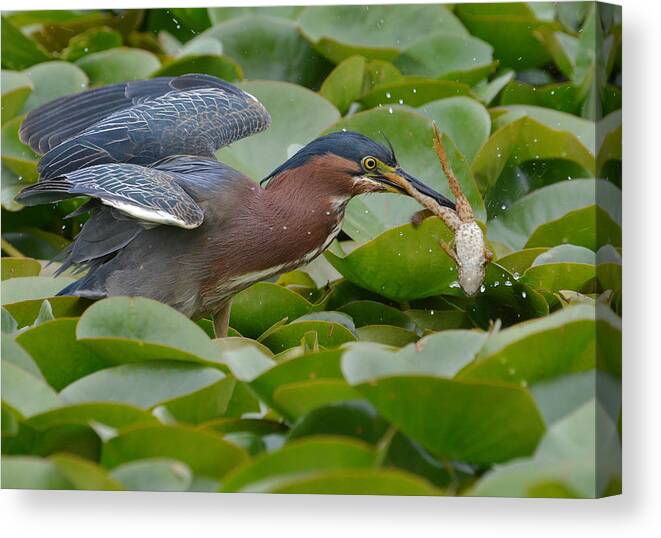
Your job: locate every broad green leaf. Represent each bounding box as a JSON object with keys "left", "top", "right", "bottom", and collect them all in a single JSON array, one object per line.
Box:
[
  {"left": 151, "top": 54, "right": 242, "bottom": 81},
  {"left": 220, "top": 436, "right": 375, "bottom": 492},
  {"left": 360, "top": 79, "right": 473, "bottom": 110},
  {"left": 338, "top": 300, "right": 416, "bottom": 330},
  {"left": 1, "top": 276, "right": 74, "bottom": 306},
  {"left": 488, "top": 179, "right": 621, "bottom": 250},
  {"left": 521, "top": 245, "right": 597, "bottom": 296},
  {"left": 356, "top": 325, "right": 418, "bottom": 346},
  {"left": 0, "top": 71, "right": 32, "bottom": 124},
  {"left": 23, "top": 61, "right": 88, "bottom": 112},
  {"left": 217, "top": 80, "right": 340, "bottom": 180},
  {"left": 319, "top": 55, "right": 366, "bottom": 114},
  {"left": 16, "top": 318, "right": 108, "bottom": 390},
  {"left": 328, "top": 107, "right": 486, "bottom": 241},
  {"left": 273, "top": 379, "right": 361, "bottom": 421},
  {"left": 344, "top": 373, "right": 545, "bottom": 465},
  {"left": 1, "top": 16, "right": 51, "bottom": 70},
  {"left": 51, "top": 454, "right": 123, "bottom": 490},
  {"left": 299, "top": 4, "right": 466, "bottom": 63},
  {"left": 229, "top": 282, "right": 320, "bottom": 339},
  {"left": 405, "top": 308, "right": 471, "bottom": 332},
  {"left": 110, "top": 459, "right": 192, "bottom": 492},
  {"left": 1, "top": 257, "right": 41, "bottom": 280},
  {"left": 1, "top": 115, "right": 39, "bottom": 181},
  {"left": 2, "top": 332, "right": 41, "bottom": 377},
  {"left": 254, "top": 468, "right": 442, "bottom": 495},
  {"left": 395, "top": 32, "right": 494, "bottom": 84},
  {"left": 208, "top": 6, "right": 304, "bottom": 24},
  {"left": 76, "top": 47, "right": 161, "bottom": 85},
  {"left": 326, "top": 219, "right": 456, "bottom": 302},
  {"left": 500, "top": 81, "right": 582, "bottom": 115},
  {"left": 193, "top": 16, "right": 331, "bottom": 88},
  {"left": 455, "top": 3, "right": 560, "bottom": 69},
  {"left": 26, "top": 402, "right": 158, "bottom": 431},
  {"left": 492, "top": 105, "right": 595, "bottom": 153},
  {"left": 473, "top": 69, "right": 514, "bottom": 105},
  {"left": 2, "top": 361, "right": 62, "bottom": 417},
  {"left": 458, "top": 304, "right": 613, "bottom": 385},
  {"left": 261, "top": 320, "right": 356, "bottom": 353},
  {"left": 287, "top": 400, "right": 388, "bottom": 444},
  {"left": 60, "top": 27, "right": 123, "bottom": 61},
  {"left": 60, "top": 361, "right": 225, "bottom": 409},
  {"left": 472, "top": 116, "right": 595, "bottom": 194},
  {"left": 3, "top": 295, "right": 88, "bottom": 328},
  {"left": 160, "top": 376, "right": 236, "bottom": 424},
  {"left": 418, "top": 97, "right": 491, "bottom": 162},
  {"left": 1, "top": 456, "right": 72, "bottom": 489},
  {"left": 343, "top": 330, "right": 488, "bottom": 383},
  {"left": 75, "top": 297, "right": 224, "bottom": 366},
  {"left": 495, "top": 248, "right": 549, "bottom": 275},
  {"left": 101, "top": 424, "right": 249, "bottom": 479}
]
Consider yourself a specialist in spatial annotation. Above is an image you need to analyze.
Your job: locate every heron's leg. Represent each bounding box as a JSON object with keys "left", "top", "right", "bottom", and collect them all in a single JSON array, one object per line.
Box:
[{"left": 213, "top": 299, "right": 232, "bottom": 338}]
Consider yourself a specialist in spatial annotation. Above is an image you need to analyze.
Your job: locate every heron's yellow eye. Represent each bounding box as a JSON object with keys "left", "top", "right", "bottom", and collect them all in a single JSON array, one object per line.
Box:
[{"left": 362, "top": 156, "right": 377, "bottom": 171}]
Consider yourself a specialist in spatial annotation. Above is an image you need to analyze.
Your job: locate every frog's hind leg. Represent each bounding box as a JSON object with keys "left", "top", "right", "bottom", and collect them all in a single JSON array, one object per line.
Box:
[{"left": 432, "top": 122, "right": 474, "bottom": 223}]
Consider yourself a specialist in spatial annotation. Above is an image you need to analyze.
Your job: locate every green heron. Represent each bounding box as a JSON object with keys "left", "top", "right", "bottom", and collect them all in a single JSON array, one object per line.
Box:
[{"left": 16, "top": 74, "right": 455, "bottom": 336}]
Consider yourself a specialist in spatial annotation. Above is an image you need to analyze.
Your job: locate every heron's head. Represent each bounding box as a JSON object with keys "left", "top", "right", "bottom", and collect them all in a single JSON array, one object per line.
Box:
[{"left": 262, "top": 131, "right": 455, "bottom": 210}]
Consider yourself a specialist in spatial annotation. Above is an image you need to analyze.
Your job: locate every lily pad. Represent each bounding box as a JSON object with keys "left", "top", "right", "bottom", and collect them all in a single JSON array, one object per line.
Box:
[
  {"left": 60, "top": 27, "right": 123, "bottom": 62},
  {"left": 1, "top": 276, "right": 75, "bottom": 305},
  {"left": 299, "top": 4, "right": 466, "bottom": 63},
  {"left": 1, "top": 257, "right": 41, "bottom": 280},
  {"left": 75, "top": 297, "right": 224, "bottom": 366},
  {"left": 272, "top": 379, "right": 361, "bottom": 421},
  {"left": 2, "top": 296, "right": 88, "bottom": 328},
  {"left": 217, "top": 80, "right": 340, "bottom": 181},
  {"left": 192, "top": 15, "right": 332, "bottom": 88},
  {"left": 2, "top": 361, "right": 62, "bottom": 417},
  {"left": 260, "top": 320, "right": 356, "bottom": 353},
  {"left": 151, "top": 54, "right": 242, "bottom": 81},
  {"left": 23, "top": 61, "right": 89, "bottom": 112},
  {"left": 359, "top": 79, "right": 473, "bottom": 110},
  {"left": 110, "top": 458, "right": 192, "bottom": 492},
  {"left": 0, "top": 71, "right": 33, "bottom": 124},
  {"left": 319, "top": 55, "right": 366, "bottom": 114},
  {"left": 76, "top": 47, "right": 161, "bottom": 85},
  {"left": 220, "top": 436, "right": 375, "bottom": 492},
  {"left": 101, "top": 424, "right": 248, "bottom": 479},
  {"left": 1, "top": 16, "right": 51, "bottom": 70},
  {"left": 26, "top": 402, "right": 158, "bottom": 431}
]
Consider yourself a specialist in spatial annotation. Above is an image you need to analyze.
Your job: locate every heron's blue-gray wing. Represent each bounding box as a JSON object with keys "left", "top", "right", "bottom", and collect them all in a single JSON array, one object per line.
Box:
[
  {"left": 15, "top": 162, "right": 205, "bottom": 229},
  {"left": 22, "top": 74, "right": 271, "bottom": 179}
]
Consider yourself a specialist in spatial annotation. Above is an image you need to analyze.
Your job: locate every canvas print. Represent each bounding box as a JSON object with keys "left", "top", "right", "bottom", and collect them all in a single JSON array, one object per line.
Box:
[{"left": 1, "top": 2, "right": 621, "bottom": 498}]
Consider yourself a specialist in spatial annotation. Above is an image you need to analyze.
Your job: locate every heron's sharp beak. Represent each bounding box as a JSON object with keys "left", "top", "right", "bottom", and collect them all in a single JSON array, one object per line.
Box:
[{"left": 381, "top": 168, "right": 455, "bottom": 210}]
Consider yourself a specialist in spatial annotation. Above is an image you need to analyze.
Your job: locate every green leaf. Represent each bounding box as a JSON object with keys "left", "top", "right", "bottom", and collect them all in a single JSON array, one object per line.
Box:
[
  {"left": 76, "top": 47, "right": 161, "bottom": 85},
  {"left": 16, "top": 318, "right": 108, "bottom": 390},
  {"left": 229, "top": 282, "right": 321, "bottom": 339},
  {"left": 458, "top": 304, "right": 616, "bottom": 385},
  {"left": 101, "top": 424, "right": 248, "bottom": 479},
  {"left": 418, "top": 96, "right": 491, "bottom": 163},
  {"left": 151, "top": 54, "right": 242, "bottom": 81},
  {"left": 1, "top": 257, "right": 41, "bottom": 280},
  {"left": 488, "top": 179, "right": 621, "bottom": 250},
  {"left": 1, "top": 456, "right": 72, "bottom": 489},
  {"left": 319, "top": 55, "right": 366, "bottom": 115},
  {"left": 110, "top": 459, "right": 192, "bottom": 492},
  {"left": 495, "top": 247, "right": 549, "bottom": 275},
  {"left": 220, "top": 436, "right": 376, "bottom": 492},
  {"left": 60, "top": 361, "right": 225, "bottom": 409},
  {"left": 521, "top": 246, "right": 597, "bottom": 296},
  {"left": 299, "top": 4, "right": 466, "bottom": 63},
  {"left": 1, "top": 16, "right": 51, "bottom": 70},
  {"left": 60, "top": 27, "right": 123, "bottom": 61},
  {"left": 526, "top": 204, "right": 622, "bottom": 250},
  {"left": 261, "top": 320, "right": 356, "bottom": 353},
  {"left": 356, "top": 325, "right": 418, "bottom": 346},
  {"left": 346, "top": 374, "right": 544, "bottom": 465},
  {"left": 50, "top": 454, "right": 123, "bottom": 490},
  {"left": 193, "top": 16, "right": 331, "bottom": 88},
  {"left": 1, "top": 115, "right": 39, "bottom": 182},
  {"left": 328, "top": 107, "right": 485, "bottom": 241},
  {"left": 500, "top": 81, "right": 581, "bottom": 115},
  {"left": 1, "top": 276, "right": 74, "bottom": 306},
  {"left": 217, "top": 81, "right": 340, "bottom": 181},
  {"left": 473, "top": 69, "right": 514, "bottom": 105},
  {"left": 75, "top": 297, "right": 224, "bottom": 367},
  {"left": 273, "top": 379, "right": 361, "bottom": 422},
  {"left": 395, "top": 32, "right": 494, "bottom": 84},
  {"left": 338, "top": 300, "right": 416, "bottom": 330},
  {"left": 326, "top": 219, "right": 456, "bottom": 303},
  {"left": 2, "top": 361, "right": 62, "bottom": 417},
  {"left": 0, "top": 71, "right": 32, "bottom": 124},
  {"left": 23, "top": 61, "right": 88, "bottom": 112},
  {"left": 254, "top": 468, "right": 442, "bottom": 495},
  {"left": 26, "top": 402, "right": 158, "bottom": 431},
  {"left": 160, "top": 376, "right": 236, "bottom": 424},
  {"left": 343, "top": 330, "right": 488, "bottom": 382},
  {"left": 3, "top": 295, "right": 88, "bottom": 328},
  {"left": 288, "top": 400, "right": 388, "bottom": 444},
  {"left": 472, "top": 116, "right": 595, "bottom": 195},
  {"left": 455, "top": 3, "right": 560, "bottom": 69},
  {"left": 208, "top": 6, "right": 304, "bottom": 24},
  {"left": 360, "top": 79, "right": 474, "bottom": 110}
]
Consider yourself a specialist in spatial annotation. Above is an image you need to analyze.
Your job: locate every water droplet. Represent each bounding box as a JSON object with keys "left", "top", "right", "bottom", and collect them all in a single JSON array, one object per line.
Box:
[
  {"left": 430, "top": 309, "right": 435, "bottom": 315},
  {"left": 412, "top": 88, "right": 417, "bottom": 94},
  {"left": 307, "top": 231, "right": 311, "bottom": 235},
  {"left": 493, "top": 280, "right": 500, "bottom": 287},
  {"left": 388, "top": 107, "right": 394, "bottom": 114},
  {"left": 480, "top": 284, "right": 486, "bottom": 293},
  {"left": 325, "top": 211, "right": 331, "bottom": 216},
  {"left": 513, "top": 272, "right": 521, "bottom": 280},
  {"left": 398, "top": 98, "right": 404, "bottom": 105},
  {"left": 282, "top": 225, "right": 288, "bottom": 230},
  {"left": 500, "top": 204, "right": 507, "bottom": 210},
  {"left": 450, "top": 281, "right": 461, "bottom": 289},
  {"left": 385, "top": 92, "right": 392, "bottom": 98},
  {"left": 504, "top": 280, "right": 512, "bottom": 287},
  {"left": 521, "top": 291, "right": 527, "bottom": 299}
]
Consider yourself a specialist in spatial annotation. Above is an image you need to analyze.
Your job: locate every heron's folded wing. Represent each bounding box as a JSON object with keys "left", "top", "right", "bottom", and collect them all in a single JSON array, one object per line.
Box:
[{"left": 15, "top": 163, "right": 205, "bottom": 229}]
